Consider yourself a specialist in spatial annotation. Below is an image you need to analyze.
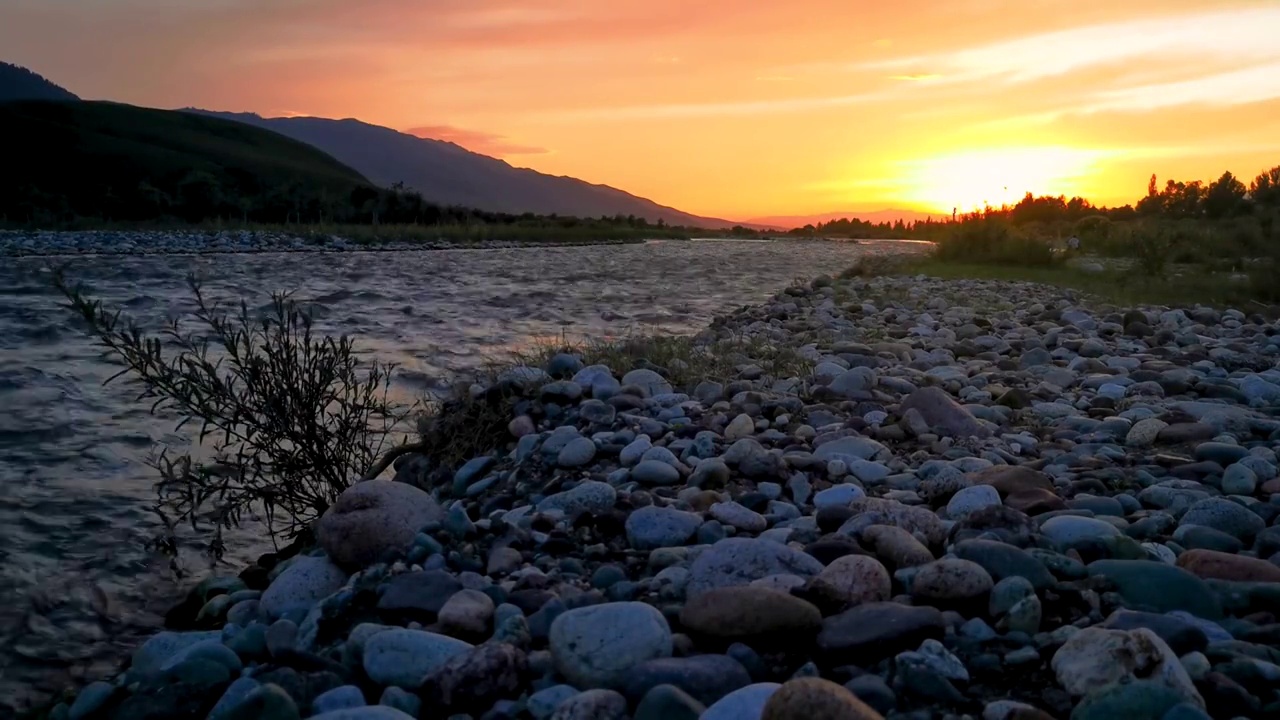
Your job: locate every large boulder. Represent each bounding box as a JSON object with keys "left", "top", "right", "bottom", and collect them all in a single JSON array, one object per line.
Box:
[
  {"left": 317, "top": 481, "right": 444, "bottom": 569},
  {"left": 260, "top": 555, "right": 348, "bottom": 619},
  {"left": 549, "top": 602, "right": 673, "bottom": 689},
  {"left": 1051, "top": 627, "right": 1203, "bottom": 707}
]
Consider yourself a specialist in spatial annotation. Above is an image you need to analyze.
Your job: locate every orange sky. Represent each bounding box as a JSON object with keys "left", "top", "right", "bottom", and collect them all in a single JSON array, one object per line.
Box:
[{"left": 4, "top": 0, "right": 1278, "bottom": 219}]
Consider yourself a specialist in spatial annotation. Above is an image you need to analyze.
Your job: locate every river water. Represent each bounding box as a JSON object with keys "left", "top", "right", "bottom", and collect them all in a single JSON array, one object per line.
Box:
[{"left": 0, "top": 238, "right": 910, "bottom": 709}]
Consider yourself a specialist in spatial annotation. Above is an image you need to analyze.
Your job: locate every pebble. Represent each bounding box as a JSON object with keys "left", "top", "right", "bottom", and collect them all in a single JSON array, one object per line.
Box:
[{"left": 548, "top": 601, "right": 672, "bottom": 688}]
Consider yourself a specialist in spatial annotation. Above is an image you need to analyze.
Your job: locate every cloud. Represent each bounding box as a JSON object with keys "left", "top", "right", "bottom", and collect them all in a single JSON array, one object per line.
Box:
[
  {"left": 543, "top": 90, "right": 892, "bottom": 122},
  {"left": 1077, "top": 61, "right": 1280, "bottom": 114},
  {"left": 864, "top": 6, "right": 1280, "bottom": 86},
  {"left": 404, "top": 125, "right": 549, "bottom": 156}
]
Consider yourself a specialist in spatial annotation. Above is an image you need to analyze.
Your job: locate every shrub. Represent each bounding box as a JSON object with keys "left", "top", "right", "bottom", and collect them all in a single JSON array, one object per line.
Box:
[
  {"left": 933, "top": 217, "right": 1058, "bottom": 266},
  {"left": 55, "top": 273, "right": 414, "bottom": 568}
]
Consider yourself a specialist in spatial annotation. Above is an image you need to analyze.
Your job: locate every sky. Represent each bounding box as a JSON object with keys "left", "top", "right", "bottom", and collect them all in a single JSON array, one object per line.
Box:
[{"left": 4, "top": 0, "right": 1279, "bottom": 220}]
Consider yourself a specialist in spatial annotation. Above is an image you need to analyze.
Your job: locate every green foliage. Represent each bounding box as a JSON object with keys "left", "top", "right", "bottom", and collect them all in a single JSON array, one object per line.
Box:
[
  {"left": 54, "top": 273, "right": 412, "bottom": 568},
  {"left": 932, "top": 215, "right": 1059, "bottom": 266}
]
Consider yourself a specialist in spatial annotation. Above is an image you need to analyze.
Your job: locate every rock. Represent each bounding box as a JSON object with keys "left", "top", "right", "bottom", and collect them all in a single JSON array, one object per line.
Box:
[
  {"left": 421, "top": 642, "right": 527, "bottom": 713},
  {"left": 130, "top": 630, "right": 222, "bottom": 676},
  {"left": 900, "top": 386, "right": 991, "bottom": 438},
  {"left": 813, "top": 484, "right": 866, "bottom": 509},
  {"left": 626, "top": 505, "right": 702, "bottom": 550},
  {"left": 817, "top": 602, "right": 946, "bottom": 664},
  {"left": 680, "top": 586, "right": 822, "bottom": 642},
  {"left": 951, "top": 539, "right": 1055, "bottom": 589},
  {"left": 558, "top": 437, "right": 598, "bottom": 467},
  {"left": 549, "top": 601, "right": 673, "bottom": 688},
  {"left": 701, "top": 683, "right": 782, "bottom": 720},
  {"left": 622, "top": 654, "right": 752, "bottom": 705},
  {"left": 631, "top": 460, "right": 682, "bottom": 486},
  {"left": 208, "top": 678, "right": 262, "bottom": 720},
  {"left": 1052, "top": 627, "right": 1203, "bottom": 705},
  {"left": 224, "top": 683, "right": 302, "bottom": 720},
  {"left": 946, "top": 485, "right": 1002, "bottom": 519},
  {"left": 813, "top": 436, "right": 888, "bottom": 463},
  {"left": 437, "top": 588, "right": 495, "bottom": 637},
  {"left": 549, "top": 689, "right": 628, "bottom": 720},
  {"left": 687, "top": 537, "right": 825, "bottom": 596},
  {"left": 861, "top": 525, "right": 934, "bottom": 569},
  {"left": 1099, "top": 610, "right": 1208, "bottom": 655},
  {"left": 69, "top": 681, "right": 115, "bottom": 720},
  {"left": 634, "top": 684, "right": 706, "bottom": 720},
  {"left": 909, "top": 559, "right": 993, "bottom": 605},
  {"left": 528, "top": 685, "right": 580, "bottom": 720},
  {"left": 260, "top": 555, "right": 347, "bottom": 619},
  {"left": 376, "top": 570, "right": 462, "bottom": 620},
  {"left": 971, "top": 465, "right": 1066, "bottom": 514},
  {"left": 1178, "top": 498, "right": 1265, "bottom": 541},
  {"left": 1127, "top": 418, "right": 1169, "bottom": 448},
  {"left": 316, "top": 481, "right": 444, "bottom": 569},
  {"left": 1087, "top": 560, "right": 1223, "bottom": 618},
  {"left": 622, "top": 369, "right": 673, "bottom": 396},
  {"left": 1175, "top": 548, "right": 1280, "bottom": 583},
  {"left": 811, "top": 555, "right": 891, "bottom": 605},
  {"left": 537, "top": 481, "right": 617, "bottom": 517},
  {"left": 311, "top": 686, "right": 365, "bottom": 714},
  {"left": 760, "top": 677, "right": 884, "bottom": 719},
  {"left": 710, "top": 501, "right": 768, "bottom": 533},
  {"left": 378, "top": 687, "right": 420, "bottom": 717},
  {"left": 310, "top": 708, "right": 418, "bottom": 719},
  {"left": 726, "top": 413, "right": 757, "bottom": 441},
  {"left": 1040, "top": 515, "right": 1122, "bottom": 550},
  {"left": 896, "top": 638, "right": 969, "bottom": 683},
  {"left": 1069, "top": 681, "right": 1188, "bottom": 720},
  {"left": 361, "top": 628, "right": 473, "bottom": 689},
  {"left": 837, "top": 498, "right": 947, "bottom": 546},
  {"left": 690, "top": 458, "right": 731, "bottom": 488},
  {"left": 1220, "top": 463, "right": 1257, "bottom": 495}
]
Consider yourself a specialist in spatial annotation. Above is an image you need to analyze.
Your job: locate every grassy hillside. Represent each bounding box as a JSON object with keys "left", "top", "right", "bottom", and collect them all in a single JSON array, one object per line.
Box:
[
  {"left": 0, "top": 62, "right": 78, "bottom": 102},
  {"left": 0, "top": 101, "right": 371, "bottom": 223}
]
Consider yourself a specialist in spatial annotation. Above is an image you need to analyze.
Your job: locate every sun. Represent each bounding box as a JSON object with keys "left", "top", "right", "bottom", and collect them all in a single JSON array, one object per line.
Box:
[{"left": 897, "top": 146, "right": 1109, "bottom": 214}]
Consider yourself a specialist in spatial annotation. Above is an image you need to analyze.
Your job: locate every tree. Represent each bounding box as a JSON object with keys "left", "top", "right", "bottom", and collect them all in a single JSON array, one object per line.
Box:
[
  {"left": 1251, "top": 166, "right": 1280, "bottom": 208},
  {"left": 1203, "top": 171, "right": 1247, "bottom": 219}
]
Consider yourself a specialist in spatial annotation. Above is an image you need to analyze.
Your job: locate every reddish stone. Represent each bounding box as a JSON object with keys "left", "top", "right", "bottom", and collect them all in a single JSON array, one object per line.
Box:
[
  {"left": 1260, "top": 477, "right": 1280, "bottom": 495},
  {"left": 1175, "top": 549, "right": 1280, "bottom": 583}
]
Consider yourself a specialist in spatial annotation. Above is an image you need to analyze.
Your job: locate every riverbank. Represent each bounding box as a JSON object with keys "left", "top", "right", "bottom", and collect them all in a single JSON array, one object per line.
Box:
[{"left": 42, "top": 266, "right": 1280, "bottom": 719}]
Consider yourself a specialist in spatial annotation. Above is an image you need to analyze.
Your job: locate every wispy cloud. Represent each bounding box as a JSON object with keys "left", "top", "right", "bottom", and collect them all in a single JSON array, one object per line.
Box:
[
  {"left": 404, "top": 125, "right": 549, "bottom": 156},
  {"left": 865, "top": 6, "right": 1280, "bottom": 86},
  {"left": 542, "top": 90, "right": 892, "bottom": 121},
  {"left": 1078, "top": 61, "right": 1280, "bottom": 114}
]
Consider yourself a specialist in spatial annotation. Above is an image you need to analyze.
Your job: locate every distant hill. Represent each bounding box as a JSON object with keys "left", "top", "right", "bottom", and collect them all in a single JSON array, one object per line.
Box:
[
  {"left": 0, "top": 61, "right": 79, "bottom": 102},
  {"left": 192, "top": 110, "right": 743, "bottom": 229},
  {"left": 748, "top": 209, "right": 940, "bottom": 230},
  {"left": 0, "top": 101, "right": 371, "bottom": 223}
]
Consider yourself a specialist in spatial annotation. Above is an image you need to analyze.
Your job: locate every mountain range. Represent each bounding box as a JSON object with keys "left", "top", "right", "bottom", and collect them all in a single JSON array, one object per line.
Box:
[{"left": 1, "top": 60, "right": 924, "bottom": 230}]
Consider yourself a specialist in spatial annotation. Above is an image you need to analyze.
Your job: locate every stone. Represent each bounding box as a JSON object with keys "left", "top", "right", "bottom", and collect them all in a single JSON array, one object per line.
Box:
[
  {"left": 361, "top": 628, "right": 473, "bottom": 689},
  {"left": 311, "top": 686, "right": 366, "bottom": 714},
  {"left": 528, "top": 685, "right": 579, "bottom": 720},
  {"left": 837, "top": 498, "right": 947, "bottom": 546},
  {"left": 260, "top": 555, "right": 347, "bottom": 619},
  {"left": 951, "top": 539, "right": 1055, "bottom": 589},
  {"left": 1069, "top": 682, "right": 1187, "bottom": 720},
  {"left": 310, "top": 708, "right": 418, "bottom": 719},
  {"left": 421, "top": 642, "right": 527, "bottom": 713},
  {"left": 811, "top": 555, "right": 891, "bottom": 605},
  {"left": 817, "top": 602, "right": 946, "bottom": 664},
  {"left": 710, "top": 501, "right": 768, "bottom": 533},
  {"left": 813, "top": 484, "right": 866, "bottom": 508},
  {"left": 726, "top": 413, "right": 757, "bottom": 441},
  {"left": 760, "top": 677, "right": 884, "bottom": 719},
  {"left": 622, "top": 654, "right": 752, "bottom": 706},
  {"left": 909, "top": 559, "right": 994, "bottom": 604},
  {"left": 626, "top": 505, "right": 703, "bottom": 550},
  {"left": 861, "top": 525, "right": 934, "bottom": 569},
  {"left": 680, "top": 586, "right": 823, "bottom": 642},
  {"left": 687, "top": 537, "right": 825, "bottom": 596},
  {"left": 225, "top": 683, "right": 302, "bottom": 720},
  {"left": 1100, "top": 610, "right": 1208, "bottom": 655},
  {"left": 316, "top": 481, "right": 444, "bottom": 569},
  {"left": 900, "top": 386, "right": 991, "bottom": 438},
  {"left": 1087, "top": 560, "right": 1223, "bottom": 618},
  {"left": 376, "top": 570, "right": 462, "bottom": 620},
  {"left": 69, "top": 681, "right": 115, "bottom": 720},
  {"left": 701, "top": 683, "right": 782, "bottom": 720},
  {"left": 378, "top": 687, "right": 420, "bottom": 717},
  {"left": 208, "top": 678, "right": 261, "bottom": 720},
  {"left": 970, "top": 465, "right": 1066, "bottom": 514},
  {"left": 1127, "top": 418, "right": 1169, "bottom": 448},
  {"left": 1041, "top": 515, "right": 1125, "bottom": 553},
  {"left": 813, "top": 436, "right": 888, "bottom": 463},
  {"left": 1175, "top": 548, "right": 1280, "bottom": 583},
  {"left": 622, "top": 369, "right": 673, "bottom": 397},
  {"left": 549, "top": 689, "right": 628, "bottom": 720},
  {"left": 537, "top": 481, "right": 617, "bottom": 517},
  {"left": 557, "top": 437, "right": 597, "bottom": 468},
  {"left": 631, "top": 460, "right": 682, "bottom": 486},
  {"left": 1178, "top": 498, "right": 1265, "bottom": 541},
  {"left": 946, "top": 484, "right": 1002, "bottom": 519},
  {"left": 130, "top": 630, "right": 222, "bottom": 676},
  {"left": 549, "top": 601, "right": 673, "bottom": 688},
  {"left": 1221, "top": 463, "right": 1257, "bottom": 495},
  {"left": 1052, "top": 627, "right": 1203, "bottom": 706},
  {"left": 634, "top": 684, "right": 706, "bottom": 720},
  {"left": 896, "top": 638, "right": 969, "bottom": 683},
  {"left": 437, "top": 588, "right": 495, "bottom": 637}
]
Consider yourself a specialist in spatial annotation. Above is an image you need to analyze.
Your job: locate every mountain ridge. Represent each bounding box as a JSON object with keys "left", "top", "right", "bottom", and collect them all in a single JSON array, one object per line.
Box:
[
  {"left": 189, "top": 110, "right": 755, "bottom": 230},
  {"left": 0, "top": 61, "right": 79, "bottom": 102}
]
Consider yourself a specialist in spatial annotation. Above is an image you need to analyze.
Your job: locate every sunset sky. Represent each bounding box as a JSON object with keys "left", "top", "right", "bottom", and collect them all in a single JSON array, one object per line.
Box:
[{"left": 3, "top": 0, "right": 1278, "bottom": 220}]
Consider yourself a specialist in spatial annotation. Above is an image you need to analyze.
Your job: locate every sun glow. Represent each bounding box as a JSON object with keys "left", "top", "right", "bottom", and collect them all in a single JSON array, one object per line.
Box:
[{"left": 897, "top": 146, "right": 1110, "bottom": 214}]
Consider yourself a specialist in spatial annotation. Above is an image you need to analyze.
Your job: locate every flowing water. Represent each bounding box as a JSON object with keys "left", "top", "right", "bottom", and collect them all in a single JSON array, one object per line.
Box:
[{"left": 0, "top": 237, "right": 912, "bottom": 709}]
